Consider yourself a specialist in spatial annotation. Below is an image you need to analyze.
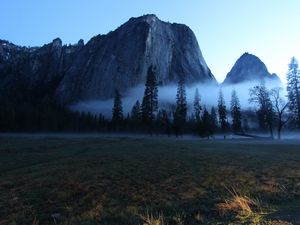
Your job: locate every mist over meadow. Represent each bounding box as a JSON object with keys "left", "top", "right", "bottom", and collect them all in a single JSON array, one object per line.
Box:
[{"left": 71, "top": 80, "right": 284, "bottom": 118}]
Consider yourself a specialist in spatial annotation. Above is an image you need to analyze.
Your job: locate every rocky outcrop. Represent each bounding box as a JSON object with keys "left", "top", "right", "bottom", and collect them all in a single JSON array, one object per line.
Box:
[
  {"left": 0, "top": 38, "right": 81, "bottom": 96},
  {"left": 222, "top": 53, "right": 281, "bottom": 85},
  {"left": 0, "top": 14, "right": 216, "bottom": 104}
]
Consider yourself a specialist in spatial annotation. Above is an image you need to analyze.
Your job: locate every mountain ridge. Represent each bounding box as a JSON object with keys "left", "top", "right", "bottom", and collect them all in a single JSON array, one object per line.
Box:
[
  {"left": 1, "top": 15, "right": 283, "bottom": 107},
  {"left": 0, "top": 14, "right": 217, "bottom": 104}
]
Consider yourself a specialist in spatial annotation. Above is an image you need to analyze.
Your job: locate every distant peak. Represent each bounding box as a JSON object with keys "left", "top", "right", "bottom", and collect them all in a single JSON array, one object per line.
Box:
[
  {"left": 142, "top": 14, "right": 157, "bottom": 18},
  {"left": 52, "top": 38, "right": 62, "bottom": 47},
  {"left": 129, "top": 14, "right": 159, "bottom": 23},
  {"left": 240, "top": 52, "right": 257, "bottom": 59},
  {"left": 222, "top": 52, "right": 281, "bottom": 85},
  {"left": 139, "top": 14, "right": 158, "bottom": 20},
  {"left": 237, "top": 52, "right": 264, "bottom": 64}
]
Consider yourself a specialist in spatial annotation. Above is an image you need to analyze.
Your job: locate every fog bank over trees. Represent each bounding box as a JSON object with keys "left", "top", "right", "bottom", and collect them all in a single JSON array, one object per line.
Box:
[
  {"left": 71, "top": 80, "right": 284, "bottom": 118},
  {"left": 1, "top": 57, "right": 299, "bottom": 140}
]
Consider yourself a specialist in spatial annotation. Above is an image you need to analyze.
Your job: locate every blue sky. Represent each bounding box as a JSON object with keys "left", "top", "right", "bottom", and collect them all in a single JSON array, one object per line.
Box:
[{"left": 1, "top": 0, "right": 299, "bottom": 82}]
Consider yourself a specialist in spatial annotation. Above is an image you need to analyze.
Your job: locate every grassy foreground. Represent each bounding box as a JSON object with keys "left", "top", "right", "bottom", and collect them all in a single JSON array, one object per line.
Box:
[{"left": 0, "top": 136, "right": 300, "bottom": 225}]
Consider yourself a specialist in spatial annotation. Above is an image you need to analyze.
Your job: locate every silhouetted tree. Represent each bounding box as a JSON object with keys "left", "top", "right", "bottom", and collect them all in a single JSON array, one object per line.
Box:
[
  {"left": 174, "top": 77, "right": 187, "bottom": 136},
  {"left": 155, "top": 109, "right": 171, "bottom": 136},
  {"left": 193, "top": 88, "right": 202, "bottom": 123},
  {"left": 200, "top": 107, "right": 213, "bottom": 139},
  {"left": 218, "top": 89, "right": 228, "bottom": 132},
  {"left": 210, "top": 106, "right": 218, "bottom": 134},
  {"left": 193, "top": 88, "right": 202, "bottom": 136},
  {"left": 131, "top": 100, "right": 142, "bottom": 124},
  {"left": 270, "top": 87, "right": 289, "bottom": 139},
  {"left": 112, "top": 89, "right": 123, "bottom": 128},
  {"left": 286, "top": 57, "right": 300, "bottom": 128},
  {"left": 249, "top": 82, "right": 274, "bottom": 138},
  {"left": 230, "top": 90, "right": 242, "bottom": 133},
  {"left": 142, "top": 66, "right": 158, "bottom": 133}
]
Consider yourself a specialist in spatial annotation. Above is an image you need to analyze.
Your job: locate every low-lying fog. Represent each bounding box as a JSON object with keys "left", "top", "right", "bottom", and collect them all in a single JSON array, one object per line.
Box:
[{"left": 70, "top": 81, "right": 285, "bottom": 118}]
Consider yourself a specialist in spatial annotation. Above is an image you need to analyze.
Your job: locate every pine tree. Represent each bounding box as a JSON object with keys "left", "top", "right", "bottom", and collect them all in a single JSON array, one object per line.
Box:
[
  {"left": 131, "top": 100, "right": 142, "bottom": 122},
  {"left": 230, "top": 90, "right": 242, "bottom": 133},
  {"left": 193, "top": 88, "right": 203, "bottom": 136},
  {"left": 142, "top": 66, "right": 158, "bottom": 131},
  {"left": 162, "top": 110, "right": 171, "bottom": 136},
  {"left": 210, "top": 106, "right": 218, "bottom": 133},
  {"left": 193, "top": 88, "right": 202, "bottom": 123},
  {"left": 200, "top": 107, "right": 213, "bottom": 139},
  {"left": 155, "top": 109, "right": 171, "bottom": 135},
  {"left": 112, "top": 89, "right": 123, "bottom": 126},
  {"left": 286, "top": 57, "right": 300, "bottom": 128},
  {"left": 218, "top": 89, "right": 228, "bottom": 132},
  {"left": 174, "top": 77, "right": 187, "bottom": 136}
]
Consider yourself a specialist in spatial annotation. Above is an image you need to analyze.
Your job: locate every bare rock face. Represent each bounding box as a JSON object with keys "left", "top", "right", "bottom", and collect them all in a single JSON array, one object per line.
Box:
[
  {"left": 222, "top": 53, "right": 281, "bottom": 85},
  {"left": 0, "top": 14, "right": 216, "bottom": 104},
  {"left": 0, "top": 38, "right": 80, "bottom": 96},
  {"left": 56, "top": 14, "right": 216, "bottom": 103}
]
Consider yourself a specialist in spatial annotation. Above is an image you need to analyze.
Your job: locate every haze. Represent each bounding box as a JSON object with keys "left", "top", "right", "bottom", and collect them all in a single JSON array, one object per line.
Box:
[{"left": 71, "top": 81, "right": 283, "bottom": 118}]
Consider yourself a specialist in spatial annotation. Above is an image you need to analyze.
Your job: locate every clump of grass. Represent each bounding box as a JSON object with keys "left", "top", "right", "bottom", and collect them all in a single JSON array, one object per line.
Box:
[
  {"left": 217, "top": 187, "right": 258, "bottom": 216},
  {"left": 216, "top": 187, "right": 275, "bottom": 224},
  {"left": 216, "top": 187, "right": 294, "bottom": 225},
  {"left": 172, "top": 212, "right": 185, "bottom": 225},
  {"left": 139, "top": 210, "right": 166, "bottom": 225}
]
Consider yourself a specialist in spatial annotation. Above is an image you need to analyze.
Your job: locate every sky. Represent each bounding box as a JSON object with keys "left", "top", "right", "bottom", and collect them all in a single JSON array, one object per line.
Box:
[{"left": 1, "top": 0, "right": 299, "bottom": 83}]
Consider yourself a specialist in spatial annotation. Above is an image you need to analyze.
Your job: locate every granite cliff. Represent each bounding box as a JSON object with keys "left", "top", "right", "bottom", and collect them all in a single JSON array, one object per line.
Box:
[
  {"left": 0, "top": 14, "right": 216, "bottom": 104},
  {"left": 222, "top": 53, "right": 281, "bottom": 85}
]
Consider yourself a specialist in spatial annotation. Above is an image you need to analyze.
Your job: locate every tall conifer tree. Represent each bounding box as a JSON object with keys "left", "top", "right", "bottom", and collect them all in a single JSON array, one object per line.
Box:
[
  {"left": 142, "top": 66, "right": 158, "bottom": 131},
  {"left": 230, "top": 90, "right": 242, "bottom": 132},
  {"left": 218, "top": 89, "right": 227, "bottom": 132},
  {"left": 286, "top": 57, "right": 300, "bottom": 128},
  {"left": 112, "top": 89, "right": 123, "bottom": 127}
]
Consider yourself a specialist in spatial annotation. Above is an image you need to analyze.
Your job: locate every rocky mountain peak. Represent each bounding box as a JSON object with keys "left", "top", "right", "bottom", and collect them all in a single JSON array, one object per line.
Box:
[
  {"left": 139, "top": 14, "right": 158, "bottom": 23},
  {"left": 55, "top": 14, "right": 216, "bottom": 103},
  {"left": 223, "top": 52, "right": 281, "bottom": 84},
  {"left": 129, "top": 14, "right": 159, "bottom": 24},
  {"left": 0, "top": 15, "right": 216, "bottom": 104},
  {"left": 77, "top": 39, "right": 84, "bottom": 46},
  {"left": 51, "top": 38, "right": 62, "bottom": 48}
]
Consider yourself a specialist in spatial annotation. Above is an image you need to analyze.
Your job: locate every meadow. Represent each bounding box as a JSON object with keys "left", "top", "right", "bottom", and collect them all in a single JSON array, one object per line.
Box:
[{"left": 0, "top": 136, "right": 300, "bottom": 224}]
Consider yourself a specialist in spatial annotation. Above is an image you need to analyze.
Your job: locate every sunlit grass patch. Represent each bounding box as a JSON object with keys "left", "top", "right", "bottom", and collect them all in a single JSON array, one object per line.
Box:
[
  {"left": 216, "top": 186, "right": 286, "bottom": 224},
  {"left": 139, "top": 210, "right": 166, "bottom": 225}
]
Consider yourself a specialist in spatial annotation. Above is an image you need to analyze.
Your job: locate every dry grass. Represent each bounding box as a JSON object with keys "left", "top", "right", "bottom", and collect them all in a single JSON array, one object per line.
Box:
[
  {"left": 1, "top": 137, "right": 300, "bottom": 224},
  {"left": 217, "top": 187, "right": 258, "bottom": 216},
  {"left": 140, "top": 211, "right": 166, "bottom": 225},
  {"left": 216, "top": 187, "right": 295, "bottom": 225}
]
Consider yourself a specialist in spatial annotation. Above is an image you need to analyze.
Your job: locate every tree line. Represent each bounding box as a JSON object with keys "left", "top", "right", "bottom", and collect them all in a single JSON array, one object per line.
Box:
[
  {"left": 0, "top": 58, "right": 300, "bottom": 138},
  {"left": 110, "top": 58, "right": 300, "bottom": 139}
]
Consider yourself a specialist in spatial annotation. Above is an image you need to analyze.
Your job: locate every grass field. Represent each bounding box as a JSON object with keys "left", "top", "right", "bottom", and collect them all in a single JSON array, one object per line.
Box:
[{"left": 0, "top": 136, "right": 300, "bottom": 225}]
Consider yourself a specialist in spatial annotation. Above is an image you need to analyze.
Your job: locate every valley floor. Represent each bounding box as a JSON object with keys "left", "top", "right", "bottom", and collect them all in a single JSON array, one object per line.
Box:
[{"left": 0, "top": 136, "right": 300, "bottom": 224}]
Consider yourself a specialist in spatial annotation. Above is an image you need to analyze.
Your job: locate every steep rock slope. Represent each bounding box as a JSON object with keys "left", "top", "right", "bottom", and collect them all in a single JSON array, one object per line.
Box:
[
  {"left": 0, "top": 14, "right": 216, "bottom": 104},
  {"left": 223, "top": 53, "right": 281, "bottom": 85}
]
